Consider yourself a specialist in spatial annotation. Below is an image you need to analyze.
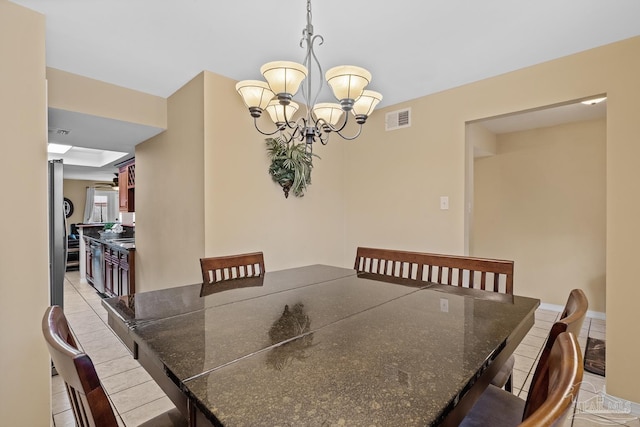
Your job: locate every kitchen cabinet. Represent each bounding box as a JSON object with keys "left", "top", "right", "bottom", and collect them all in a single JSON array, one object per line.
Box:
[
  {"left": 104, "top": 244, "right": 135, "bottom": 297},
  {"left": 118, "top": 158, "right": 135, "bottom": 213},
  {"left": 83, "top": 235, "right": 135, "bottom": 297}
]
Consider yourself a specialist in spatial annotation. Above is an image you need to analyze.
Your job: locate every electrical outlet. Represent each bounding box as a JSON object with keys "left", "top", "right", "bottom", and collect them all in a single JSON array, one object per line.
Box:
[{"left": 440, "top": 298, "right": 449, "bottom": 313}]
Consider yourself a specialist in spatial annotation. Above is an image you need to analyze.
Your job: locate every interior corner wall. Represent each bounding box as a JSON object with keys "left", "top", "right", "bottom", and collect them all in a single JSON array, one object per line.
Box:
[
  {"left": 0, "top": 1, "right": 50, "bottom": 425},
  {"left": 465, "top": 123, "right": 498, "bottom": 254},
  {"left": 472, "top": 119, "right": 606, "bottom": 312},
  {"left": 344, "top": 36, "right": 640, "bottom": 402},
  {"left": 135, "top": 73, "right": 206, "bottom": 292},
  {"left": 202, "top": 71, "right": 346, "bottom": 270}
]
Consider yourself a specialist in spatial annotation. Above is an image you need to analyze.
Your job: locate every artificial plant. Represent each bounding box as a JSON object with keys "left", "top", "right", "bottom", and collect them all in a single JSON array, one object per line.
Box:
[{"left": 265, "top": 137, "right": 318, "bottom": 198}]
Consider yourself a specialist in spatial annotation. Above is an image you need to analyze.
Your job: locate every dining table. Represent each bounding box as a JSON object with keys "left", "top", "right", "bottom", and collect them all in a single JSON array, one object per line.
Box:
[{"left": 102, "top": 264, "right": 539, "bottom": 426}]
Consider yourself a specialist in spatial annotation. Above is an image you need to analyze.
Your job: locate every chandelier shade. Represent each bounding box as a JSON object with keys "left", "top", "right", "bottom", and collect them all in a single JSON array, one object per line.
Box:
[
  {"left": 266, "top": 100, "right": 299, "bottom": 124},
  {"left": 260, "top": 61, "right": 308, "bottom": 98},
  {"left": 325, "top": 66, "right": 372, "bottom": 103},
  {"left": 312, "top": 103, "right": 344, "bottom": 126},
  {"left": 235, "top": 80, "right": 275, "bottom": 111},
  {"left": 352, "top": 90, "right": 383, "bottom": 118}
]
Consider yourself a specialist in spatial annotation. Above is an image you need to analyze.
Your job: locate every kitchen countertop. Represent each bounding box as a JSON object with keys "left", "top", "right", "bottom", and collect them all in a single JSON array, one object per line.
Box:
[{"left": 83, "top": 234, "right": 136, "bottom": 251}]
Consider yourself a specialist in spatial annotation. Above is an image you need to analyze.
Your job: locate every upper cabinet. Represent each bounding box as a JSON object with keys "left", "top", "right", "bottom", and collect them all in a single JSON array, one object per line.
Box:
[{"left": 118, "top": 158, "right": 135, "bottom": 212}]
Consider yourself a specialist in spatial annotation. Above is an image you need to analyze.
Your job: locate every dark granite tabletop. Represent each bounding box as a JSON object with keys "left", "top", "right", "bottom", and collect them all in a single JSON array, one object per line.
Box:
[{"left": 102, "top": 265, "right": 539, "bottom": 426}]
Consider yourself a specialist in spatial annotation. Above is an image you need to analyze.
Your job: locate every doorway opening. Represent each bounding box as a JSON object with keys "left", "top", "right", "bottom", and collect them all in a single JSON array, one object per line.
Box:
[{"left": 464, "top": 96, "right": 606, "bottom": 313}]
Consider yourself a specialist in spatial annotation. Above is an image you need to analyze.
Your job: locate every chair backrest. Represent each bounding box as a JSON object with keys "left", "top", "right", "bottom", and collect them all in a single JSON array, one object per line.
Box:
[
  {"left": 200, "top": 251, "right": 265, "bottom": 285},
  {"left": 354, "top": 247, "right": 514, "bottom": 294},
  {"left": 559, "top": 288, "right": 589, "bottom": 336},
  {"left": 523, "top": 289, "right": 588, "bottom": 419},
  {"left": 42, "top": 306, "right": 118, "bottom": 427},
  {"left": 520, "top": 332, "right": 583, "bottom": 426}
]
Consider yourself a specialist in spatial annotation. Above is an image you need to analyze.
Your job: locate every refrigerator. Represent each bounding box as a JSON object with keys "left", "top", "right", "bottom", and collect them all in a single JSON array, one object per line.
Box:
[{"left": 48, "top": 159, "right": 67, "bottom": 308}]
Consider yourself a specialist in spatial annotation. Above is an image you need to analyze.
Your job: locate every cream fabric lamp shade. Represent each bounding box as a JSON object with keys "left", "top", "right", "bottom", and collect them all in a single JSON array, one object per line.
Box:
[
  {"left": 352, "top": 90, "right": 383, "bottom": 117},
  {"left": 325, "top": 66, "right": 371, "bottom": 101},
  {"left": 265, "top": 100, "right": 299, "bottom": 123},
  {"left": 235, "top": 80, "right": 275, "bottom": 110},
  {"left": 261, "top": 61, "right": 308, "bottom": 96},
  {"left": 312, "top": 103, "right": 344, "bottom": 126}
]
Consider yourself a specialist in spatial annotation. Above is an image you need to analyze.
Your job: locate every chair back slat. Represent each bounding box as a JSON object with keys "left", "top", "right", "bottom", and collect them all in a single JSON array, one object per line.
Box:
[
  {"left": 354, "top": 247, "right": 514, "bottom": 294},
  {"left": 42, "top": 306, "right": 119, "bottom": 427},
  {"left": 200, "top": 252, "right": 265, "bottom": 285}
]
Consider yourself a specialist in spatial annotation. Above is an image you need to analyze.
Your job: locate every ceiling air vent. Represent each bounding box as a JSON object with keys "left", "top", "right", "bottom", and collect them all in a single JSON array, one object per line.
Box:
[{"left": 385, "top": 108, "right": 411, "bottom": 131}]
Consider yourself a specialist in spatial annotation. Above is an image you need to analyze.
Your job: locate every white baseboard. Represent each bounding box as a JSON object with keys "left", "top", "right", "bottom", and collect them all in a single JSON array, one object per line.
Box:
[{"left": 538, "top": 302, "right": 605, "bottom": 320}]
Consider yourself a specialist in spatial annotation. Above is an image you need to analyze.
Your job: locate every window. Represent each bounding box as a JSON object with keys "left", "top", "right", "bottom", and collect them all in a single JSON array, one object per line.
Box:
[{"left": 88, "top": 190, "right": 119, "bottom": 223}]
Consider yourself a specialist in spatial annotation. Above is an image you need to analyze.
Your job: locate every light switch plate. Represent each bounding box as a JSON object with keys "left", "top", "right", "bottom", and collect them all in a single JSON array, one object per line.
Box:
[
  {"left": 440, "top": 298, "right": 449, "bottom": 312},
  {"left": 440, "top": 196, "right": 449, "bottom": 210}
]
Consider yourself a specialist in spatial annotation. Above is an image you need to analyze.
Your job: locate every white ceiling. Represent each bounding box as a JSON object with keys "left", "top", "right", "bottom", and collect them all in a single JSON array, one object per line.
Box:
[
  {"left": 476, "top": 98, "right": 607, "bottom": 135},
  {"left": 47, "top": 108, "right": 164, "bottom": 181},
  {"left": 12, "top": 0, "right": 638, "bottom": 179}
]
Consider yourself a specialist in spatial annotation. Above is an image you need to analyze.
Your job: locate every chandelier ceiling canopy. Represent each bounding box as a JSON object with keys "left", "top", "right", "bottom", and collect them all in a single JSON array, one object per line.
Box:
[{"left": 236, "top": 0, "right": 382, "bottom": 148}]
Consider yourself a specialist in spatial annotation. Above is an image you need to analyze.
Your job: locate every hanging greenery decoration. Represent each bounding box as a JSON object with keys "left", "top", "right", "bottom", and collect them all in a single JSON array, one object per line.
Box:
[{"left": 265, "top": 137, "right": 319, "bottom": 198}]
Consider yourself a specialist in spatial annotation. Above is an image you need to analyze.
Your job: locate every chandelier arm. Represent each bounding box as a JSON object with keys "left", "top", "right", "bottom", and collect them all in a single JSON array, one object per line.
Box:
[
  {"left": 318, "top": 131, "right": 330, "bottom": 145},
  {"left": 282, "top": 107, "right": 307, "bottom": 132},
  {"left": 291, "top": 124, "right": 303, "bottom": 142},
  {"left": 333, "top": 124, "right": 364, "bottom": 141},
  {"left": 305, "top": 35, "right": 325, "bottom": 109},
  {"left": 253, "top": 119, "right": 286, "bottom": 137},
  {"left": 280, "top": 131, "right": 296, "bottom": 144}
]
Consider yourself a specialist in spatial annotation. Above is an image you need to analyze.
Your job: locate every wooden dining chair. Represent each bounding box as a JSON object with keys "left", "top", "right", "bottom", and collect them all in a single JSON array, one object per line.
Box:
[
  {"left": 354, "top": 247, "right": 514, "bottom": 293},
  {"left": 42, "top": 306, "right": 187, "bottom": 427},
  {"left": 460, "top": 331, "right": 583, "bottom": 427},
  {"left": 492, "top": 288, "right": 588, "bottom": 395},
  {"left": 200, "top": 251, "right": 265, "bottom": 285}
]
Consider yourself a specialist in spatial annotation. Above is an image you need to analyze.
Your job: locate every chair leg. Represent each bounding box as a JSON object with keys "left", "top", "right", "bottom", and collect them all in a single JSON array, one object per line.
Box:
[{"left": 505, "top": 373, "right": 513, "bottom": 393}]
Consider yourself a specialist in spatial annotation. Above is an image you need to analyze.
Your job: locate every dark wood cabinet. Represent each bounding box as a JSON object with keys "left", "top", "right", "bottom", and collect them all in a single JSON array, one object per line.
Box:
[
  {"left": 84, "top": 235, "right": 135, "bottom": 297},
  {"left": 118, "top": 158, "right": 135, "bottom": 213},
  {"left": 104, "top": 245, "right": 135, "bottom": 297}
]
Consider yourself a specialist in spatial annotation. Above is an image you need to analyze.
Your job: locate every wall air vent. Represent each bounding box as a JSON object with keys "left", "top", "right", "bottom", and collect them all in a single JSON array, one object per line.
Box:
[{"left": 385, "top": 108, "right": 411, "bottom": 131}]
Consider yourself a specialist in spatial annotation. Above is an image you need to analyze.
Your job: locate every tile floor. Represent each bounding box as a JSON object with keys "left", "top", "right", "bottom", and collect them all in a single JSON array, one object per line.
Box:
[{"left": 51, "top": 271, "right": 640, "bottom": 426}]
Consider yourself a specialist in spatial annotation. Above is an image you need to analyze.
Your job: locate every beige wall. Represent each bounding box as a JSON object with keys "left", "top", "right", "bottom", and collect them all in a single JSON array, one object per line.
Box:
[
  {"left": 344, "top": 36, "right": 640, "bottom": 401},
  {"left": 0, "top": 1, "right": 50, "bottom": 425},
  {"left": 135, "top": 73, "right": 206, "bottom": 291},
  {"left": 47, "top": 67, "right": 167, "bottom": 129},
  {"left": 202, "top": 71, "right": 346, "bottom": 271},
  {"left": 473, "top": 119, "right": 606, "bottom": 312}
]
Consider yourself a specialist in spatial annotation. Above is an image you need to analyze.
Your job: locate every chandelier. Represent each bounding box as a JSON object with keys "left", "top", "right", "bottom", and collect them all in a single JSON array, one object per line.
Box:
[{"left": 235, "top": 0, "right": 382, "bottom": 151}]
